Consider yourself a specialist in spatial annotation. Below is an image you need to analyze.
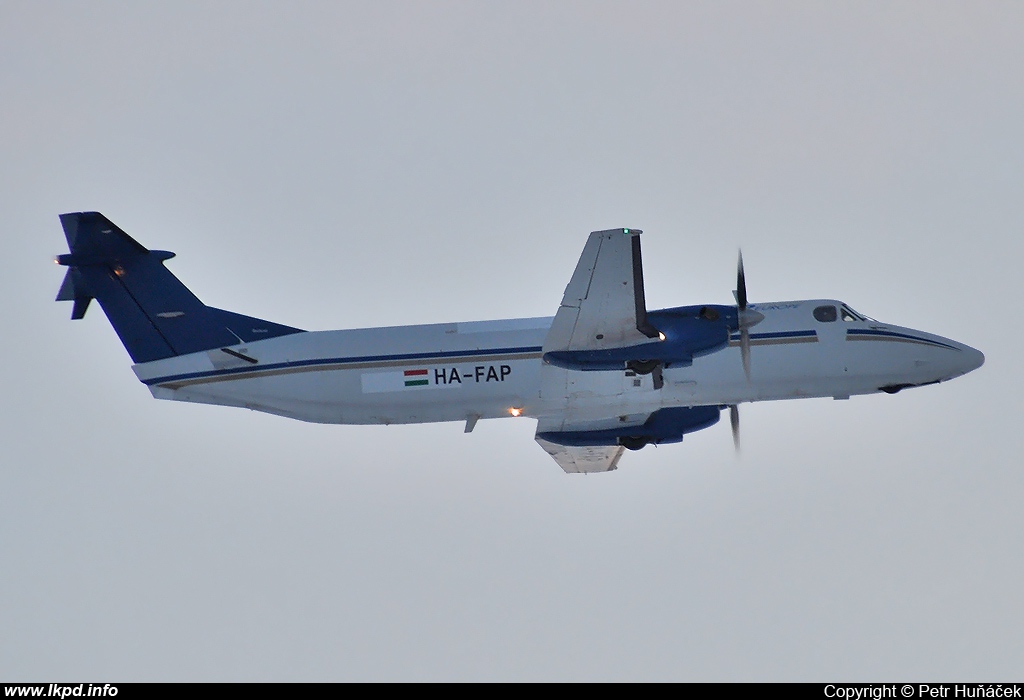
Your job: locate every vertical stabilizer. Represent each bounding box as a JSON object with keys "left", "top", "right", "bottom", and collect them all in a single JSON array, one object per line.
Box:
[{"left": 55, "top": 212, "right": 303, "bottom": 363}]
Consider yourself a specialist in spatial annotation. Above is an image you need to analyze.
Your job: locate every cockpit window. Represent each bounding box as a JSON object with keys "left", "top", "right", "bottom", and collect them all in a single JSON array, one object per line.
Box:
[
  {"left": 841, "top": 304, "right": 864, "bottom": 322},
  {"left": 841, "top": 304, "right": 876, "bottom": 322},
  {"left": 813, "top": 305, "right": 837, "bottom": 322}
]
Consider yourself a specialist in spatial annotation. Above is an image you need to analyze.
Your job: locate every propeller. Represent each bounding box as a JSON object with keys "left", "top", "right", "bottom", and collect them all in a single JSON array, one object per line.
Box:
[
  {"left": 736, "top": 250, "right": 748, "bottom": 310},
  {"left": 734, "top": 249, "right": 764, "bottom": 381},
  {"left": 736, "top": 251, "right": 751, "bottom": 380},
  {"left": 729, "top": 250, "right": 762, "bottom": 455},
  {"left": 729, "top": 404, "right": 741, "bottom": 453}
]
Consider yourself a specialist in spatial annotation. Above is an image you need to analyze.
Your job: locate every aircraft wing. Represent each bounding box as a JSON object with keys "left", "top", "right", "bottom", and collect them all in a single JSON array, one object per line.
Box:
[
  {"left": 535, "top": 438, "right": 625, "bottom": 474},
  {"left": 541, "top": 228, "right": 660, "bottom": 356},
  {"left": 533, "top": 413, "right": 652, "bottom": 473},
  {"left": 534, "top": 228, "right": 662, "bottom": 473}
]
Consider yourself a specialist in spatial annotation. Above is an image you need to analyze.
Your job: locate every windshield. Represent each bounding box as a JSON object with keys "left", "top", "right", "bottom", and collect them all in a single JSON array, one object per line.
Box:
[{"left": 841, "top": 304, "right": 876, "bottom": 322}]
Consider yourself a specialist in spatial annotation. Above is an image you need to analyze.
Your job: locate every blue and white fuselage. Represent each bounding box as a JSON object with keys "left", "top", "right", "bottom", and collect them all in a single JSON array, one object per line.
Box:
[
  {"left": 55, "top": 214, "right": 983, "bottom": 473},
  {"left": 131, "top": 300, "right": 981, "bottom": 425}
]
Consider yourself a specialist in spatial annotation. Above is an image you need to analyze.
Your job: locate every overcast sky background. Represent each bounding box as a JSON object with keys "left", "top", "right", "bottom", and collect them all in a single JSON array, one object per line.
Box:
[{"left": 1, "top": 1, "right": 1021, "bottom": 681}]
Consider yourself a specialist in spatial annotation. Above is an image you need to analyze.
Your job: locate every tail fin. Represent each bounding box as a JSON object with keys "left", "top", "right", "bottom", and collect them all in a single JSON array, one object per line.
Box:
[{"left": 55, "top": 212, "right": 303, "bottom": 363}]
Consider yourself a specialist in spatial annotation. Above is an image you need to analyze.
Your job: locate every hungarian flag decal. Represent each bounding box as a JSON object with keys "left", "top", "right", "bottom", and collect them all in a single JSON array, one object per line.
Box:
[{"left": 403, "top": 369, "right": 429, "bottom": 387}]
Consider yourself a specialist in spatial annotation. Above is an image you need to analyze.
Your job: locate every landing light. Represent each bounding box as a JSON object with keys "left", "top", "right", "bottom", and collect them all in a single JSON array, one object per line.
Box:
[
  {"left": 508, "top": 407, "right": 523, "bottom": 417},
  {"left": 658, "top": 332, "right": 666, "bottom": 341}
]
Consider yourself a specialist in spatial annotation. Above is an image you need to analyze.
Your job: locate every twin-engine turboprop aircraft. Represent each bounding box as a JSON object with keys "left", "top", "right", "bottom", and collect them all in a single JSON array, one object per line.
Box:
[{"left": 55, "top": 212, "right": 984, "bottom": 473}]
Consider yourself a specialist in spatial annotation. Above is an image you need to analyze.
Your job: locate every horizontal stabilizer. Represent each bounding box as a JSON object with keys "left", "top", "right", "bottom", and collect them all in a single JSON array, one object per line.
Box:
[{"left": 56, "top": 268, "right": 92, "bottom": 319}]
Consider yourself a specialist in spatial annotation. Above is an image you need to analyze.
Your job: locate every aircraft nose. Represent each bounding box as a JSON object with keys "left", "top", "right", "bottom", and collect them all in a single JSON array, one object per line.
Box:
[
  {"left": 937, "top": 339, "right": 984, "bottom": 380},
  {"left": 958, "top": 344, "right": 985, "bottom": 375},
  {"left": 908, "top": 332, "right": 985, "bottom": 385}
]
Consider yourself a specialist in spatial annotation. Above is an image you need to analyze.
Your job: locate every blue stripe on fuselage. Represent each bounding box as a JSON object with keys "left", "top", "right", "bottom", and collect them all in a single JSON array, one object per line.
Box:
[
  {"left": 728, "top": 329, "right": 818, "bottom": 342},
  {"left": 143, "top": 345, "right": 545, "bottom": 387},
  {"left": 845, "top": 328, "right": 958, "bottom": 350}
]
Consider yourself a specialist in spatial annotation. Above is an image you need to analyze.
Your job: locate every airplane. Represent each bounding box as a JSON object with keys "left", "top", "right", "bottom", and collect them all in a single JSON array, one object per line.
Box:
[{"left": 54, "top": 212, "right": 984, "bottom": 473}]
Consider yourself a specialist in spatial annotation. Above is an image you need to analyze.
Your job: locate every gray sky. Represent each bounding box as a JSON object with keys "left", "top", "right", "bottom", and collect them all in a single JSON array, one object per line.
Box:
[{"left": 1, "top": 1, "right": 1021, "bottom": 681}]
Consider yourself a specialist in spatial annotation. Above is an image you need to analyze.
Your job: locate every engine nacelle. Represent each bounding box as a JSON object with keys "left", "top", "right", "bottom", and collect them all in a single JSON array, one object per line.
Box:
[
  {"left": 536, "top": 406, "right": 722, "bottom": 450},
  {"left": 542, "top": 304, "right": 737, "bottom": 371}
]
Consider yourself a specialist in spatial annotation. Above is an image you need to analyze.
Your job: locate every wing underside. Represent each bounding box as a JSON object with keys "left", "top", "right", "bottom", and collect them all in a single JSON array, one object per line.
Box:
[
  {"left": 535, "top": 437, "right": 625, "bottom": 474},
  {"left": 533, "top": 412, "right": 651, "bottom": 473}
]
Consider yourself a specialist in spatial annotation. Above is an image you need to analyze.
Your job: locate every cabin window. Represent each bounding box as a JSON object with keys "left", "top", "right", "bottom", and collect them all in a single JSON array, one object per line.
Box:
[{"left": 813, "top": 305, "right": 837, "bottom": 322}]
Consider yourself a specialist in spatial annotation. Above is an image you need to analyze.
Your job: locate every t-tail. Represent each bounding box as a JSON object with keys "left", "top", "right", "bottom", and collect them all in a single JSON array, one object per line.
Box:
[{"left": 55, "top": 212, "right": 304, "bottom": 363}]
